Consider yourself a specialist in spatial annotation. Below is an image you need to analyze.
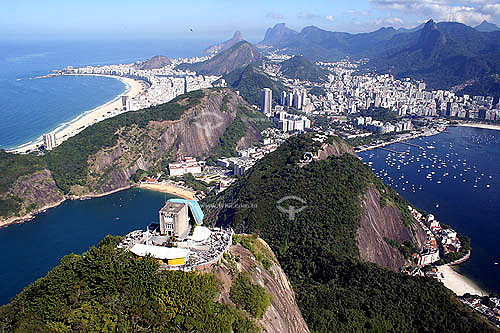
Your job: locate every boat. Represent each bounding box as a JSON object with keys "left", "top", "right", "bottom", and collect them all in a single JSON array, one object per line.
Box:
[{"left": 435, "top": 203, "right": 439, "bottom": 208}]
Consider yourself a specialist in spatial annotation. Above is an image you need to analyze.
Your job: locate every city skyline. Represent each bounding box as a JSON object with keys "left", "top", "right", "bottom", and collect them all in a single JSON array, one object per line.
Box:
[{"left": 1, "top": 0, "right": 500, "bottom": 41}]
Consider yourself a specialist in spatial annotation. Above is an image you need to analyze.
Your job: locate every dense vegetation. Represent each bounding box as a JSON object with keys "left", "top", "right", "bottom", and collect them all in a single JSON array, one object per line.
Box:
[
  {"left": 437, "top": 234, "right": 472, "bottom": 265},
  {"left": 0, "top": 150, "right": 47, "bottom": 217},
  {"left": 45, "top": 90, "right": 205, "bottom": 193},
  {"left": 0, "top": 236, "right": 258, "bottom": 332},
  {"left": 177, "top": 41, "right": 262, "bottom": 76},
  {"left": 222, "top": 64, "right": 288, "bottom": 106},
  {"left": 203, "top": 134, "right": 495, "bottom": 332},
  {"left": 358, "top": 106, "right": 399, "bottom": 122},
  {"left": 233, "top": 234, "right": 275, "bottom": 270},
  {"left": 230, "top": 273, "right": 271, "bottom": 319},
  {"left": 208, "top": 106, "right": 273, "bottom": 162},
  {"left": 280, "top": 55, "right": 329, "bottom": 82},
  {"left": 0, "top": 150, "right": 46, "bottom": 194}
]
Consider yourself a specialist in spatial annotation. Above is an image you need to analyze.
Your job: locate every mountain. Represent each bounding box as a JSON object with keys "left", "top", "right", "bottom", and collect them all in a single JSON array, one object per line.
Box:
[
  {"left": 204, "top": 31, "right": 244, "bottom": 55},
  {"left": 177, "top": 41, "right": 262, "bottom": 76},
  {"left": 202, "top": 133, "right": 495, "bottom": 331},
  {"left": 258, "top": 23, "right": 298, "bottom": 45},
  {"left": 221, "top": 64, "right": 288, "bottom": 106},
  {"left": 133, "top": 55, "right": 171, "bottom": 70},
  {"left": 262, "top": 25, "right": 404, "bottom": 61},
  {"left": 0, "top": 89, "right": 273, "bottom": 223},
  {"left": 280, "top": 55, "right": 329, "bottom": 82},
  {"left": 0, "top": 235, "right": 308, "bottom": 331},
  {"left": 397, "top": 23, "right": 425, "bottom": 33},
  {"left": 370, "top": 20, "right": 500, "bottom": 93},
  {"left": 475, "top": 20, "right": 500, "bottom": 32}
]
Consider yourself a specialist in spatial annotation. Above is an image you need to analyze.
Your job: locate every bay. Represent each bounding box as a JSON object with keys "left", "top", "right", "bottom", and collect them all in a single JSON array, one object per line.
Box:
[
  {"left": 359, "top": 126, "right": 500, "bottom": 295},
  {"left": 0, "top": 188, "right": 175, "bottom": 305}
]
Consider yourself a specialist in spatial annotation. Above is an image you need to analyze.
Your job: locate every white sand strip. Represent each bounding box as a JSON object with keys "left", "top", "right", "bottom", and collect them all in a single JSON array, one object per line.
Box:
[
  {"left": 437, "top": 264, "right": 487, "bottom": 296},
  {"left": 10, "top": 74, "right": 147, "bottom": 153}
]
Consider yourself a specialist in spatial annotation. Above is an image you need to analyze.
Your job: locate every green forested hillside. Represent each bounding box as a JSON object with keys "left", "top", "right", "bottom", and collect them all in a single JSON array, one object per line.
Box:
[
  {"left": 203, "top": 134, "right": 495, "bottom": 332},
  {"left": 280, "top": 55, "right": 329, "bottom": 82},
  {"left": 0, "top": 150, "right": 46, "bottom": 217},
  {"left": 222, "top": 64, "right": 288, "bottom": 106},
  {"left": 0, "top": 236, "right": 258, "bottom": 332},
  {"left": 45, "top": 90, "right": 205, "bottom": 193}
]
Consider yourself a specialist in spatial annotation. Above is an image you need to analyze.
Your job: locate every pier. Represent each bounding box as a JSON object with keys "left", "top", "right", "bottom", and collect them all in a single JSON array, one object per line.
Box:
[
  {"left": 398, "top": 142, "right": 425, "bottom": 150},
  {"left": 379, "top": 147, "right": 405, "bottom": 154}
]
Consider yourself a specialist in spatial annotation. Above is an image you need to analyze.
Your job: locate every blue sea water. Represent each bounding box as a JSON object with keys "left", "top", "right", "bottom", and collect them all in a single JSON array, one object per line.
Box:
[
  {"left": 0, "top": 39, "right": 214, "bottom": 148},
  {"left": 0, "top": 188, "right": 175, "bottom": 305},
  {"left": 359, "top": 126, "right": 500, "bottom": 295}
]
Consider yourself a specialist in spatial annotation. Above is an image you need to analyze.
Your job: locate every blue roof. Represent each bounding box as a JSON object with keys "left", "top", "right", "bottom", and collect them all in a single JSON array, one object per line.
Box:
[{"left": 167, "top": 198, "right": 204, "bottom": 225}]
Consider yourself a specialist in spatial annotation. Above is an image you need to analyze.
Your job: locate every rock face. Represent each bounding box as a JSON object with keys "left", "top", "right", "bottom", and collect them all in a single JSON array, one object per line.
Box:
[
  {"left": 259, "top": 23, "right": 298, "bottom": 46},
  {"left": 0, "top": 169, "right": 65, "bottom": 226},
  {"left": 357, "top": 186, "right": 426, "bottom": 270},
  {"left": 85, "top": 89, "right": 263, "bottom": 194},
  {"left": 197, "top": 241, "right": 309, "bottom": 333},
  {"left": 204, "top": 31, "right": 244, "bottom": 55}
]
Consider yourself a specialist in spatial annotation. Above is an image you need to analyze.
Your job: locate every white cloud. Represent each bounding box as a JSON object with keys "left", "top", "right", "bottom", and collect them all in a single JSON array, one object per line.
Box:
[
  {"left": 482, "top": 3, "right": 500, "bottom": 15},
  {"left": 369, "top": 0, "right": 495, "bottom": 26},
  {"left": 326, "top": 15, "right": 335, "bottom": 22},
  {"left": 347, "top": 10, "right": 371, "bottom": 16},
  {"left": 298, "top": 11, "right": 321, "bottom": 19},
  {"left": 266, "top": 12, "right": 284, "bottom": 20},
  {"left": 375, "top": 17, "right": 405, "bottom": 26}
]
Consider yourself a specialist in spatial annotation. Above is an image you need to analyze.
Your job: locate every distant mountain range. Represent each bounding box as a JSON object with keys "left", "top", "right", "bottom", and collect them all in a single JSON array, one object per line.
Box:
[
  {"left": 204, "top": 31, "right": 244, "bottom": 55},
  {"left": 177, "top": 41, "right": 262, "bottom": 76},
  {"left": 258, "top": 23, "right": 298, "bottom": 46},
  {"left": 256, "top": 20, "right": 500, "bottom": 95},
  {"left": 474, "top": 20, "right": 500, "bottom": 32}
]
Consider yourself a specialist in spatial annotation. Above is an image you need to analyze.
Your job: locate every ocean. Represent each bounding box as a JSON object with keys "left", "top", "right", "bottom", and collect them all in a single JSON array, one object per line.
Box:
[
  {"left": 0, "top": 188, "right": 175, "bottom": 305},
  {"left": 0, "top": 39, "right": 215, "bottom": 149},
  {"left": 359, "top": 126, "right": 500, "bottom": 295}
]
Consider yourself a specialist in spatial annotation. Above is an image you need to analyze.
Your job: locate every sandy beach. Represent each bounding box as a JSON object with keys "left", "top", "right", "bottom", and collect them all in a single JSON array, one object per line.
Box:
[
  {"left": 437, "top": 264, "right": 487, "bottom": 296},
  {"left": 11, "top": 74, "right": 147, "bottom": 153},
  {"left": 457, "top": 123, "right": 500, "bottom": 131},
  {"left": 138, "top": 183, "right": 196, "bottom": 200}
]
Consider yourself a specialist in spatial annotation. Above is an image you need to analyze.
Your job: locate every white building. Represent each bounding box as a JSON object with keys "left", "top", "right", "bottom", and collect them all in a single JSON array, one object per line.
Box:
[
  {"left": 261, "top": 88, "right": 272, "bottom": 115},
  {"left": 43, "top": 133, "right": 57, "bottom": 150},
  {"left": 168, "top": 157, "right": 202, "bottom": 177}
]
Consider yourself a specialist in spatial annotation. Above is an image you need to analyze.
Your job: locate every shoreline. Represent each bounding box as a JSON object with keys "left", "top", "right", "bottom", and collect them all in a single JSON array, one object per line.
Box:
[
  {"left": 9, "top": 74, "right": 147, "bottom": 154},
  {"left": 437, "top": 264, "right": 487, "bottom": 297},
  {"left": 0, "top": 183, "right": 194, "bottom": 229},
  {"left": 138, "top": 183, "right": 196, "bottom": 200},
  {"left": 455, "top": 122, "right": 500, "bottom": 131}
]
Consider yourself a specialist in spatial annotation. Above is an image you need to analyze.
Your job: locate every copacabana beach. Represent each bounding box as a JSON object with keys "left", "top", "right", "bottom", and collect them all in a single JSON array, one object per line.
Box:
[
  {"left": 437, "top": 264, "right": 487, "bottom": 296},
  {"left": 11, "top": 74, "right": 147, "bottom": 153}
]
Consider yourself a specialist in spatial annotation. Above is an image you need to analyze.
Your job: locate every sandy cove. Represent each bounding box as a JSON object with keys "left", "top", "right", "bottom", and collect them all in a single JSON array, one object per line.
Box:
[
  {"left": 138, "top": 183, "right": 196, "bottom": 200},
  {"left": 0, "top": 182, "right": 194, "bottom": 229},
  {"left": 437, "top": 264, "right": 487, "bottom": 296},
  {"left": 11, "top": 74, "right": 147, "bottom": 154}
]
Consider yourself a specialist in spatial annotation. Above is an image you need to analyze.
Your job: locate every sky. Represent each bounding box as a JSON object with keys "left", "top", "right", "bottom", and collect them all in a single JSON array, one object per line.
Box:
[{"left": 1, "top": 0, "right": 500, "bottom": 41}]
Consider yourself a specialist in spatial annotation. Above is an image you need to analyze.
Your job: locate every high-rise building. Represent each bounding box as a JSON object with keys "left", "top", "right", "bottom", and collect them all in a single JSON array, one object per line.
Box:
[
  {"left": 280, "top": 91, "right": 287, "bottom": 106},
  {"left": 261, "top": 88, "right": 272, "bottom": 115},
  {"left": 287, "top": 92, "right": 293, "bottom": 107},
  {"left": 293, "top": 91, "right": 302, "bottom": 110},
  {"left": 43, "top": 133, "right": 57, "bottom": 150}
]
